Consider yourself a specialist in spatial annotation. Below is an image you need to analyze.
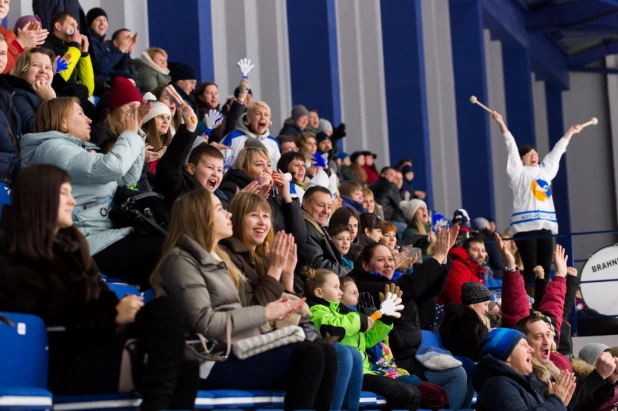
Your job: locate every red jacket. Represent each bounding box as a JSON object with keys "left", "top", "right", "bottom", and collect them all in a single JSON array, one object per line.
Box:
[
  {"left": 500, "top": 268, "right": 566, "bottom": 336},
  {"left": 438, "top": 246, "right": 486, "bottom": 304},
  {"left": 0, "top": 25, "right": 24, "bottom": 74},
  {"left": 363, "top": 164, "right": 379, "bottom": 185}
]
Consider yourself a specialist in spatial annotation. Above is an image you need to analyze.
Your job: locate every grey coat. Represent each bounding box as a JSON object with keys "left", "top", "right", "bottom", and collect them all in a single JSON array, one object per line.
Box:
[{"left": 158, "top": 234, "right": 267, "bottom": 341}]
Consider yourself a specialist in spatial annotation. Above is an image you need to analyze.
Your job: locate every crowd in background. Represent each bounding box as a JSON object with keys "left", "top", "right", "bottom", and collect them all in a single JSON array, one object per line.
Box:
[{"left": 1, "top": 2, "right": 618, "bottom": 411}]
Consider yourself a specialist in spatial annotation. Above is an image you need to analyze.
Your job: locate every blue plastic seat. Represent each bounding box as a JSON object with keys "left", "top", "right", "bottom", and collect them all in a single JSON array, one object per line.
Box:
[
  {"left": 106, "top": 283, "right": 141, "bottom": 299},
  {"left": 0, "top": 312, "right": 53, "bottom": 410},
  {"left": 420, "top": 329, "right": 444, "bottom": 348}
]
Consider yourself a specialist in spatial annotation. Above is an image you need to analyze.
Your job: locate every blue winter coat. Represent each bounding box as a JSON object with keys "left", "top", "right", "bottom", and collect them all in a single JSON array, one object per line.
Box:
[
  {"left": 473, "top": 354, "right": 567, "bottom": 411},
  {"left": 89, "top": 32, "right": 125, "bottom": 76},
  {"left": 0, "top": 76, "right": 22, "bottom": 185},
  {"left": 20, "top": 130, "right": 145, "bottom": 254},
  {"left": 4, "top": 75, "right": 41, "bottom": 134}
]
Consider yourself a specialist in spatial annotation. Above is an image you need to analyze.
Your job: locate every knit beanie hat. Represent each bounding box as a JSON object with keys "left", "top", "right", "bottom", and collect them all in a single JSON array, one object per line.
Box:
[
  {"left": 350, "top": 151, "right": 363, "bottom": 164},
  {"left": 579, "top": 343, "right": 610, "bottom": 366},
  {"left": 141, "top": 101, "right": 172, "bottom": 125},
  {"left": 461, "top": 282, "right": 490, "bottom": 305},
  {"left": 109, "top": 77, "right": 143, "bottom": 110},
  {"left": 171, "top": 64, "right": 197, "bottom": 82},
  {"left": 399, "top": 199, "right": 426, "bottom": 221},
  {"left": 472, "top": 217, "right": 490, "bottom": 231},
  {"left": 319, "top": 118, "right": 333, "bottom": 134},
  {"left": 86, "top": 7, "right": 107, "bottom": 28},
  {"left": 316, "top": 131, "right": 330, "bottom": 144},
  {"left": 453, "top": 209, "right": 471, "bottom": 229},
  {"left": 13, "top": 15, "right": 41, "bottom": 34},
  {"left": 291, "top": 105, "right": 309, "bottom": 121},
  {"left": 337, "top": 151, "right": 350, "bottom": 160},
  {"left": 481, "top": 328, "right": 526, "bottom": 361}
]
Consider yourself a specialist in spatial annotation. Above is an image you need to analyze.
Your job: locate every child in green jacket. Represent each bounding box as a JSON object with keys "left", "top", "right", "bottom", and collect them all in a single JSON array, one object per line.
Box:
[{"left": 304, "top": 267, "right": 422, "bottom": 411}]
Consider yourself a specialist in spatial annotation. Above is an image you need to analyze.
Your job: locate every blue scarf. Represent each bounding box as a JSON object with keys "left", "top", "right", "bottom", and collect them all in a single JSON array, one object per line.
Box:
[{"left": 368, "top": 270, "right": 403, "bottom": 281}]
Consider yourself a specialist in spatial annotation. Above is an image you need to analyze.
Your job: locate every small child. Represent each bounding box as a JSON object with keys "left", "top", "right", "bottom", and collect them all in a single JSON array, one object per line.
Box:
[
  {"left": 339, "top": 181, "right": 366, "bottom": 215},
  {"left": 340, "top": 277, "right": 449, "bottom": 411},
  {"left": 304, "top": 268, "right": 422, "bottom": 411},
  {"left": 362, "top": 187, "right": 384, "bottom": 220},
  {"left": 338, "top": 152, "right": 358, "bottom": 182},
  {"left": 328, "top": 223, "right": 354, "bottom": 270}
]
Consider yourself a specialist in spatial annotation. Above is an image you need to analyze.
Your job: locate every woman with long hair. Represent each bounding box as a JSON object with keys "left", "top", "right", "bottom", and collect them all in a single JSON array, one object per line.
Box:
[
  {"left": 221, "top": 192, "right": 365, "bottom": 411},
  {"left": 350, "top": 152, "right": 367, "bottom": 185},
  {"left": 400, "top": 199, "right": 435, "bottom": 257},
  {"left": 21, "top": 96, "right": 160, "bottom": 288},
  {"left": 151, "top": 189, "right": 339, "bottom": 411},
  {"left": 140, "top": 100, "right": 172, "bottom": 175},
  {"left": 0, "top": 164, "right": 198, "bottom": 411},
  {"left": 219, "top": 146, "right": 306, "bottom": 242}
]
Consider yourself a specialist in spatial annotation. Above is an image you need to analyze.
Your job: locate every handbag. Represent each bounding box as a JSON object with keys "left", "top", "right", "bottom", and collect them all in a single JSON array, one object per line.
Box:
[
  {"left": 185, "top": 312, "right": 232, "bottom": 362},
  {"left": 109, "top": 187, "right": 168, "bottom": 236}
]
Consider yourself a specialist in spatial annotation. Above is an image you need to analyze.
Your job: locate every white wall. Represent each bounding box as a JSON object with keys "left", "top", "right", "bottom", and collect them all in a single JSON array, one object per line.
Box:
[
  {"left": 421, "top": 0, "right": 462, "bottom": 216},
  {"left": 6, "top": 0, "right": 149, "bottom": 56},
  {"left": 563, "top": 72, "right": 618, "bottom": 269},
  {"left": 484, "top": 30, "right": 512, "bottom": 230},
  {"left": 210, "top": 0, "right": 291, "bottom": 135},
  {"left": 532, "top": 73, "right": 550, "bottom": 158},
  {"left": 335, "top": 0, "right": 389, "bottom": 166}
]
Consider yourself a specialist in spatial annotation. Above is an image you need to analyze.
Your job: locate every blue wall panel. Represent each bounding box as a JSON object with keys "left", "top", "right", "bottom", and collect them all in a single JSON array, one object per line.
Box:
[
  {"left": 450, "top": 0, "right": 495, "bottom": 219},
  {"left": 147, "top": 0, "right": 214, "bottom": 83},
  {"left": 286, "top": 0, "right": 341, "bottom": 126},
  {"left": 380, "top": 0, "right": 433, "bottom": 206},
  {"left": 503, "top": 44, "right": 537, "bottom": 147}
]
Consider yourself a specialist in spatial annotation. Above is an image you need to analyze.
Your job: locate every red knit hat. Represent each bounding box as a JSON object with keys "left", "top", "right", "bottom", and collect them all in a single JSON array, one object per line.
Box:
[{"left": 109, "top": 77, "right": 142, "bottom": 110}]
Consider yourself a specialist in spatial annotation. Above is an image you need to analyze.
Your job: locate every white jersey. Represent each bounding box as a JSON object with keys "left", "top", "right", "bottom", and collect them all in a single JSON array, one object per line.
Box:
[{"left": 504, "top": 132, "right": 568, "bottom": 235}]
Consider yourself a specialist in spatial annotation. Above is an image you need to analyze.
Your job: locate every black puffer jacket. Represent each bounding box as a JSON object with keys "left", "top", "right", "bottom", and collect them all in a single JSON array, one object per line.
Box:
[
  {"left": 219, "top": 169, "right": 306, "bottom": 243},
  {"left": 473, "top": 354, "right": 567, "bottom": 411},
  {"left": 440, "top": 303, "right": 488, "bottom": 361},
  {"left": 349, "top": 257, "right": 451, "bottom": 374},
  {"left": 4, "top": 75, "right": 41, "bottom": 134},
  {"left": 369, "top": 177, "right": 405, "bottom": 222},
  {"left": 0, "top": 75, "right": 22, "bottom": 184}
]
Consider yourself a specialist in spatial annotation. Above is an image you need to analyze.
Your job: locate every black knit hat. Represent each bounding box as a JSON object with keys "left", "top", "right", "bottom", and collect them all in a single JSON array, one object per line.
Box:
[
  {"left": 171, "top": 64, "right": 197, "bottom": 82},
  {"left": 316, "top": 131, "right": 330, "bottom": 144},
  {"left": 86, "top": 7, "right": 107, "bottom": 28},
  {"left": 461, "top": 282, "right": 490, "bottom": 305}
]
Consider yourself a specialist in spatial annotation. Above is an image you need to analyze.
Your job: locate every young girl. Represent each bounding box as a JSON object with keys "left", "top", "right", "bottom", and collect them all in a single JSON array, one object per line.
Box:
[
  {"left": 329, "top": 223, "right": 354, "bottom": 270},
  {"left": 330, "top": 207, "right": 361, "bottom": 261},
  {"left": 141, "top": 100, "right": 172, "bottom": 174},
  {"left": 340, "top": 278, "right": 450, "bottom": 411},
  {"left": 357, "top": 212, "right": 384, "bottom": 248},
  {"left": 305, "top": 268, "right": 422, "bottom": 410},
  {"left": 400, "top": 199, "right": 434, "bottom": 257},
  {"left": 362, "top": 187, "right": 384, "bottom": 220}
]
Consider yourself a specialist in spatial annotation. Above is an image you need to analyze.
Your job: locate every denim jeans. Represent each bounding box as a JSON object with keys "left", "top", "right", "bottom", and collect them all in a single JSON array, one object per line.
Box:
[
  {"left": 425, "top": 366, "right": 473, "bottom": 409},
  {"left": 332, "top": 344, "right": 363, "bottom": 411}
]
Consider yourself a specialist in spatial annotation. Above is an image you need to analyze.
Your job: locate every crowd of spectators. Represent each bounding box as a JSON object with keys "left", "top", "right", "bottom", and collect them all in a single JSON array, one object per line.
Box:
[{"left": 0, "top": 3, "right": 616, "bottom": 411}]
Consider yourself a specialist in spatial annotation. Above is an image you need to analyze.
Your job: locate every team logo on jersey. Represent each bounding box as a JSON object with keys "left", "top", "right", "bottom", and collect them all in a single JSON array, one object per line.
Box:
[{"left": 531, "top": 179, "right": 551, "bottom": 201}]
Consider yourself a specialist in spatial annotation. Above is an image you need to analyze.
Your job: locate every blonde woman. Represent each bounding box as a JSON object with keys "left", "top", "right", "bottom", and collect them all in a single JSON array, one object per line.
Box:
[
  {"left": 400, "top": 199, "right": 435, "bottom": 256},
  {"left": 134, "top": 47, "right": 171, "bottom": 92}
]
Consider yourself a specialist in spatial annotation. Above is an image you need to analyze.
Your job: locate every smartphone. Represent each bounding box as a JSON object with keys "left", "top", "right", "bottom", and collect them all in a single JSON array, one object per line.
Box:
[{"left": 408, "top": 247, "right": 421, "bottom": 258}]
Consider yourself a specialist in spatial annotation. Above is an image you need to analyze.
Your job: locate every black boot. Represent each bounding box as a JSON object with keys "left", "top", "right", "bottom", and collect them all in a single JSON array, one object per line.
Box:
[
  {"left": 132, "top": 297, "right": 189, "bottom": 411},
  {"left": 170, "top": 361, "right": 200, "bottom": 411}
]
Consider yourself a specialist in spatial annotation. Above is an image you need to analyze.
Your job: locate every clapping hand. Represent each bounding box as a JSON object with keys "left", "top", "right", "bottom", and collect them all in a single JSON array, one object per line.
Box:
[
  {"left": 55, "top": 55, "right": 69, "bottom": 73},
  {"left": 378, "top": 292, "right": 404, "bottom": 318},
  {"left": 547, "top": 370, "right": 576, "bottom": 406}
]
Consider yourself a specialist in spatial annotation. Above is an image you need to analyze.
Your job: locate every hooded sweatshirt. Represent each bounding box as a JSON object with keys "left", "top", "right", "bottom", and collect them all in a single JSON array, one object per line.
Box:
[{"left": 220, "top": 114, "right": 280, "bottom": 171}]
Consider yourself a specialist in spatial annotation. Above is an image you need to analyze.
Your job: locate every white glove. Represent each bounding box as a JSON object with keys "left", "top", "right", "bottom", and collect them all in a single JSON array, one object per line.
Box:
[
  {"left": 379, "top": 292, "right": 404, "bottom": 318},
  {"left": 204, "top": 109, "right": 223, "bottom": 131},
  {"left": 237, "top": 58, "right": 255, "bottom": 79}
]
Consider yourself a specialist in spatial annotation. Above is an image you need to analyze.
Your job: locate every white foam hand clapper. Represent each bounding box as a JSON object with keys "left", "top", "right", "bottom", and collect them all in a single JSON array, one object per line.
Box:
[
  {"left": 204, "top": 109, "right": 223, "bottom": 130},
  {"left": 379, "top": 292, "right": 404, "bottom": 318},
  {"left": 237, "top": 58, "right": 255, "bottom": 78}
]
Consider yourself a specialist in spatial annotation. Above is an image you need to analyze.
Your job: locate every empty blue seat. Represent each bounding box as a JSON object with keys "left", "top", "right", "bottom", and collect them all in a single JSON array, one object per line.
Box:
[
  {"left": 106, "top": 283, "right": 141, "bottom": 299},
  {"left": 420, "top": 329, "right": 443, "bottom": 348},
  {"left": 0, "top": 312, "right": 53, "bottom": 410}
]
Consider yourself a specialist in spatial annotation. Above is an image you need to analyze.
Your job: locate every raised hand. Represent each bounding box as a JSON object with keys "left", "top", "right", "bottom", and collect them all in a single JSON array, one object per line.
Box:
[
  {"left": 379, "top": 283, "right": 403, "bottom": 304},
  {"left": 119, "top": 103, "right": 140, "bottom": 134},
  {"left": 533, "top": 265, "right": 545, "bottom": 280},
  {"left": 432, "top": 227, "right": 450, "bottom": 262},
  {"left": 266, "top": 231, "right": 291, "bottom": 278},
  {"left": 80, "top": 34, "right": 89, "bottom": 53},
  {"left": 204, "top": 109, "right": 223, "bottom": 131},
  {"left": 272, "top": 171, "right": 291, "bottom": 202},
  {"left": 237, "top": 79, "right": 252, "bottom": 103},
  {"left": 237, "top": 58, "right": 255, "bottom": 78},
  {"left": 179, "top": 105, "right": 198, "bottom": 133},
  {"left": 547, "top": 370, "right": 576, "bottom": 406},
  {"left": 495, "top": 232, "right": 516, "bottom": 269},
  {"left": 448, "top": 223, "right": 460, "bottom": 249},
  {"left": 491, "top": 111, "right": 509, "bottom": 133},
  {"left": 554, "top": 245, "right": 569, "bottom": 277},
  {"left": 595, "top": 352, "right": 617, "bottom": 379},
  {"left": 282, "top": 237, "right": 297, "bottom": 290},
  {"left": 567, "top": 267, "right": 578, "bottom": 277}
]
